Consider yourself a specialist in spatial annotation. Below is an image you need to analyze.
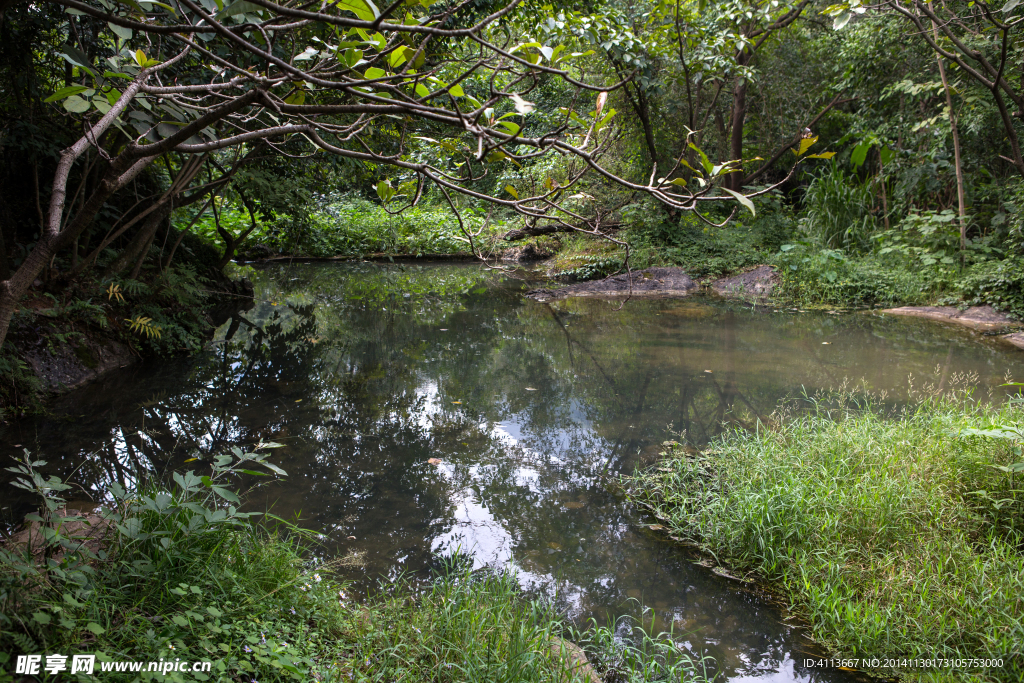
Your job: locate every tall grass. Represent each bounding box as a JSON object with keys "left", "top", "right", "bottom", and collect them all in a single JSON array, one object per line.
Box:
[
  {"left": 628, "top": 386, "right": 1024, "bottom": 682},
  {"left": 800, "top": 163, "right": 879, "bottom": 252}
]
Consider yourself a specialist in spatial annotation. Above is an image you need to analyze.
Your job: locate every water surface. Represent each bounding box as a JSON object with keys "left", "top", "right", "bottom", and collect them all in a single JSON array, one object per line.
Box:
[{"left": 4, "top": 262, "right": 1023, "bottom": 682}]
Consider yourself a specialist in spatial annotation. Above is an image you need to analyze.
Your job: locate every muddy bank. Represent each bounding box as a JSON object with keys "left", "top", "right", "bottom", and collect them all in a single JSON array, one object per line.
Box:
[{"left": 881, "top": 305, "right": 1024, "bottom": 349}]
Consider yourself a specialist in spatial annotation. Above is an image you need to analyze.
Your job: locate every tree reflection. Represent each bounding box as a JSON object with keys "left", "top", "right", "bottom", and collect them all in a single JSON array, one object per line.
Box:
[{"left": 3, "top": 262, "right": 1019, "bottom": 683}]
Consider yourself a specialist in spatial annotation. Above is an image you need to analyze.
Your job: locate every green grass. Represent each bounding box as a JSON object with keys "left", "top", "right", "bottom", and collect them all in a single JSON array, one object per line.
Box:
[
  {"left": 627, "top": 386, "right": 1024, "bottom": 682},
  {"left": 1, "top": 448, "right": 713, "bottom": 683}
]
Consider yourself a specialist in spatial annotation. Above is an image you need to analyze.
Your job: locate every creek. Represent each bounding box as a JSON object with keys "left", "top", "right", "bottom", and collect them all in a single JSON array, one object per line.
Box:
[{"left": 4, "top": 262, "right": 1024, "bottom": 682}]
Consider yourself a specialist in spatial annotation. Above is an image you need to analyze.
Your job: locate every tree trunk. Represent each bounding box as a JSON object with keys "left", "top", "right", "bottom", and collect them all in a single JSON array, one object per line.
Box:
[
  {"left": 932, "top": 20, "right": 967, "bottom": 250},
  {"left": 727, "top": 53, "right": 751, "bottom": 192},
  {"left": 105, "top": 204, "right": 172, "bottom": 278}
]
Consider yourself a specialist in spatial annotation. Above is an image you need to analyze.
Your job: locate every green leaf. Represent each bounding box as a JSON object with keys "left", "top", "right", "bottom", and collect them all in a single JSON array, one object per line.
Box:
[
  {"left": 669, "top": 177, "right": 687, "bottom": 187},
  {"left": 364, "top": 67, "right": 386, "bottom": 80},
  {"left": 376, "top": 180, "right": 395, "bottom": 202},
  {"left": 64, "top": 95, "right": 91, "bottom": 113},
  {"left": 504, "top": 184, "right": 518, "bottom": 199},
  {"left": 108, "top": 22, "right": 133, "bottom": 40},
  {"left": 688, "top": 143, "right": 713, "bottom": 174},
  {"left": 722, "top": 187, "right": 756, "bottom": 217},
  {"left": 218, "top": 0, "right": 262, "bottom": 17},
  {"left": 172, "top": 615, "right": 189, "bottom": 627},
  {"left": 851, "top": 142, "right": 871, "bottom": 168},
  {"left": 1002, "top": 0, "right": 1021, "bottom": 12},
  {"left": 45, "top": 85, "right": 88, "bottom": 102},
  {"left": 32, "top": 611, "right": 52, "bottom": 625},
  {"left": 388, "top": 45, "right": 410, "bottom": 68},
  {"left": 497, "top": 120, "right": 519, "bottom": 136},
  {"left": 805, "top": 152, "right": 836, "bottom": 159},
  {"left": 207, "top": 606, "right": 223, "bottom": 618},
  {"left": 414, "top": 82, "right": 430, "bottom": 98},
  {"left": 85, "top": 622, "right": 105, "bottom": 635},
  {"left": 335, "top": 0, "right": 379, "bottom": 21},
  {"left": 448, "top": 83, "right": 465, "bottom": 97},
  {"left": 61, "top": 45, "right": 96, "bottom": 76},
  {"left": 284, "top": 90, "right": 305, "bottom": 105}
]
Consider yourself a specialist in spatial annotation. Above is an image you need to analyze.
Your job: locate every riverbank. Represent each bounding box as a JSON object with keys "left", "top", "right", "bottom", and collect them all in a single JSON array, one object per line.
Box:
[
  {"left": 0, "top": 449, "right": 712, "bottom": 683},
  {"left": 0, "top": 258, "right": 253, "bottom": 422},
  {"left": 626, "top": 387, "right": 1024, "bottom": 682}
]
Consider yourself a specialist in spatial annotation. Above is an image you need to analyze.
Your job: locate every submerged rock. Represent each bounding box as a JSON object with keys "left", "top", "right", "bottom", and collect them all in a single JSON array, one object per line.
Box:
[
  {"left": 880, "top": 304, "right": 1015, "bottom": 329},
  {"left": 881, "top": 305, "right": 1024, "bottom": 350},
  {"left": 526, "top": 267, "right": 697, "bottom": 300}
]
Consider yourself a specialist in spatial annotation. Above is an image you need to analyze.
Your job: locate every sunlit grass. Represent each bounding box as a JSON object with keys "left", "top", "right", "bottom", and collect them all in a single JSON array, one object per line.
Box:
[{"left": 628, "top": 388, "right": 1024, "bottom": 682}]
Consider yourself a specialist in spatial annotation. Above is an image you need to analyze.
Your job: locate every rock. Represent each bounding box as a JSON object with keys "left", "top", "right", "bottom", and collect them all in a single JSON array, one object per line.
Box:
[
  {"left": 549, "top": 637, "right": 601, "bottom": 683},
  {"left": 880, "top": 305, "right": 1019, "bottom": 331},
  {"left": 1002, "top": 332, "right": 1024, "bottom": 350},
  {"left": 2, "top": 506, "right": 112, "bottom": 563},
  {"left": 711, "top": 265, "right": 779, "bottom": 300},
  {"left": 526, "top": 267, "right": 697, "bottom": 300},
  {"left": 500, "top": 244, "right": 553, "bottom": 262},
  {"left": 23, "top": 336, "right": 137, "bottom": 393}
]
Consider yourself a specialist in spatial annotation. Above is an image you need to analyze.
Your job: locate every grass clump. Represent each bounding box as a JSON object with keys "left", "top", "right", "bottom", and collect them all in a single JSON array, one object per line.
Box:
[
  {"left": 627, "top": 386, "right": 1024, "bottom": 682},
  {"left": 1, "top": 446, "right": 713, "bottom": 682}
]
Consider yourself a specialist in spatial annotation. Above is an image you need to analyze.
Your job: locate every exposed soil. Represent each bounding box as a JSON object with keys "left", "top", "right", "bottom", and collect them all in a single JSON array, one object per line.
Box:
[
  {"left": 526, "top": 267, "right": 698, "bottom": 301},
  {"left": 711, "top": 265, "right": 779, "bottom": 300}
]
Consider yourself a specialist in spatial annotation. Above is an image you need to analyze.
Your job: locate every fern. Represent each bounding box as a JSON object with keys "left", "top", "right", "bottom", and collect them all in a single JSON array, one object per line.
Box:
[{"left": 124, "top": 316, "right": 162, "bottom": 339}]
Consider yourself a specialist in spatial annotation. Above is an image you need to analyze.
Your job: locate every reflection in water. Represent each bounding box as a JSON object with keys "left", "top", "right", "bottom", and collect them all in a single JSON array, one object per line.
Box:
[{"left": 4, "top": 262, "right": 1023, "bottom": 682}]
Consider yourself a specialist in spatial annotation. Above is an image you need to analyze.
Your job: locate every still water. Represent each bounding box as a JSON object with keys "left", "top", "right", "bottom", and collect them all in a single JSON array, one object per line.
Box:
[{"left": 4, "top": 262, "right": 1024, "bottom": 681}]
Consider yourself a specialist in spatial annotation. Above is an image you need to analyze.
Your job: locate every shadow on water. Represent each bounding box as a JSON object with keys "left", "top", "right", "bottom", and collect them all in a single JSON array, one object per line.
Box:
[{"left": 4, "top": 261, "right": 1023, "bottom": 682}]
